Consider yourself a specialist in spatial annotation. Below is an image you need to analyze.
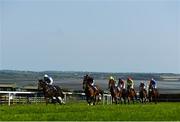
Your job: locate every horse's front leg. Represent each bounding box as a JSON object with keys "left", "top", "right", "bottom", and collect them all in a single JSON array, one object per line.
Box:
[
  {"left": 111, "top": 96, "right": 114, "bottom": 104},
  {"left": 124, "top": 96, "right": 127, "bottom": 104},
  {"left": 115, "top": 97, "right": 118, "bottom": 104},
  {"left": 93, "top": 95, "right": 96, "bottom": 105},
  {"left": 132, "top": 97, "right": 135, "bottom": 104},
  {"left": 45, "top": 97, "right": 49, "bottom": 105},
  {"left": 149, "top": 96, "right": 152, "bottom": 103},
  {"left": 127, "top": 97, "right": 131, "bottom": 104},
  {"left": 90, "top": 96, "right": 94, "bottom": 105},
  {"left": 120, "top": 96, "right": 123, "bottom": 104},
  {"left": 86, "top": 95, "right": 91, "bottom": 105}
]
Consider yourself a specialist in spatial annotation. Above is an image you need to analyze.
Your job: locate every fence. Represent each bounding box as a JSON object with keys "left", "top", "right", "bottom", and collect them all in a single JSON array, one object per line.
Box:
[
  {"left": 1, "top": 91, "right": 180, "bottom": 106},
  {"left": 0, "top": 91, "right": 112, "bottom": 106},
  {"left": 0, "top": 91, "right": 37, "bottom": 106}
]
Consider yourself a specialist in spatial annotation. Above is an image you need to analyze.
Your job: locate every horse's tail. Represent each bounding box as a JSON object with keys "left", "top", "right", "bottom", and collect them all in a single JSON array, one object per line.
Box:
[{"left": 59, "top": 88, "right": 64, "bottom": 99}]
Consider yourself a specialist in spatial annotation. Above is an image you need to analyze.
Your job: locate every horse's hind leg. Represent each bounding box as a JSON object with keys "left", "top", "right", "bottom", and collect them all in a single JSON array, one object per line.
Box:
[
  {"left": 51, "top": 97, "right": 56, "bottom": 104},
  {"left": 127, "top": 97, "right": 130, "bottom": 104},
  {"left": 57, "top": 96, "right": 65, "bottom": 105},
  {"left": 56, "top": 97, "right": 61, "bottom": 104}
]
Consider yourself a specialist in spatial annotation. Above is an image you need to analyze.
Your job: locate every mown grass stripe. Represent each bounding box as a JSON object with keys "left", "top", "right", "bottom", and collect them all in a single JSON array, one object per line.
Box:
[{"left": 0, "top": 102, "right": 180, "bottom": 121}]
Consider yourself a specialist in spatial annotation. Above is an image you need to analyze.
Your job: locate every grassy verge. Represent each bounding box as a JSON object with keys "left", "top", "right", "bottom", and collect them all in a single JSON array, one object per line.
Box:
[{"left": 0, "top": 102, "right": 180, "bottom": 121}]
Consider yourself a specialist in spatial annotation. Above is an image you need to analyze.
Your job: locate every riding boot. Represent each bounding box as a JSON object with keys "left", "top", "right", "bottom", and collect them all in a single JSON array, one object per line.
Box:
[
  {"left": 54, "top": 86, "right": 57, "bottom": 91},
  {"left": 117, "top": 87, "right": 121, "bottom": 92},
  {"left": 92, "top": 85, "right": 98, "bottom": 92},
  {"left": 94, "top": 86, "right": 98, "bottom": 91}
]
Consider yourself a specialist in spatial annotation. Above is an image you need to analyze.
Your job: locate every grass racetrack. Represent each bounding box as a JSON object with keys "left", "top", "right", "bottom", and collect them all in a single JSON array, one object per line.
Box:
[{"left": 0, "top": 102, "right": 180, "bottom": 121}]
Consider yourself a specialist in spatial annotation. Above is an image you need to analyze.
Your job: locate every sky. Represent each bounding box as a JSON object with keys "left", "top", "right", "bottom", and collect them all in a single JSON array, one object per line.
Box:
[{"left": 0, "top": 0, "right": 180, "bottom": 73}]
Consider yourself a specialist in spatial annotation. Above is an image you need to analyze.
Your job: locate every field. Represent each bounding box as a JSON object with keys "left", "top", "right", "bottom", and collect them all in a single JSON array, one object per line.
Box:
[{"left": 0, "top": 102, "right": 180, "bottom": 121}]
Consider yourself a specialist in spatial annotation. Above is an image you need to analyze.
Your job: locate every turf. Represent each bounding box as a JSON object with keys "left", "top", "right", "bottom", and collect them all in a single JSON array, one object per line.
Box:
[{"left": 0, "top": 102, "right": 180, "bottom": 121}]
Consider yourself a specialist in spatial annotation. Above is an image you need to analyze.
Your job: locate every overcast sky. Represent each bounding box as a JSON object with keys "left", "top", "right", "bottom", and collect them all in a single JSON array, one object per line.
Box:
[{"left": 0, "top": 0, "right": 180, "bottom": 73}]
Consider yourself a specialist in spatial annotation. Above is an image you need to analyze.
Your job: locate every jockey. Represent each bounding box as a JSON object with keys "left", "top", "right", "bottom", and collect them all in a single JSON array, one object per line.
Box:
[
  {"left": 44, "top": 74, "right": 54, "bottom": 85},
  {"left": 88, "top": 77, "right": 98, "bottom": 91},
  {"left": 109, "top": 76, "right": 115, "bottom": 81},
  {"left": 139, "top": 81, "right": 145, "bottom": 91},
  {"left": 150, "top": 78, "right": 157, "bottom": 89},
  {"left": 127, "top": 77, "right": 134, "bottom": 90},
  {"left": 109, "top": 76, "right": 117, "bottom": 86},
  {"left": 44, "top": 74, "right": 57, "bottom": 98},
  {"left": 118, "top": 78, "right": 126, "bottom": 90},
  {"left": 92, "top": 79, "right": 98, "bottom": 90}
]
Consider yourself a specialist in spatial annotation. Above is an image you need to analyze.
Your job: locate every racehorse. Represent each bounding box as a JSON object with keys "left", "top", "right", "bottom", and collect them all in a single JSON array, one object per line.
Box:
[
  {"left": 148, "top": 84, "right": 159, "bottom": 104},
  {"left": 139, "top": 87, "right": 148, "bottom": 103},
  {"left": 127, "top": 86, "right": 137, "bottom": 104},
  {"left": 119, "top": 88, "right": 127, "bottom": 104},
  {"left": 117, "top": 81, "right": 127, "bottom": 104},
  {"left": 83, "top": 75, "right": 103, "bottom": 105},
  {"left": 108, "top": 79, "right": 120, "bottom": 104},
  {"left": 38, "top": 79, "right": 65, "bottom": 105}
]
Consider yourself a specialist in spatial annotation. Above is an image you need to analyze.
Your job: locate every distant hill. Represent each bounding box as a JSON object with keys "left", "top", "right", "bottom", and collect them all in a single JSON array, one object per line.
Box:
[
  {"left": 0, "top": 70, "right": 179, "bottom": 83},
  {"left": 0, "top": 70, "right": 179, "bottom": 92}
]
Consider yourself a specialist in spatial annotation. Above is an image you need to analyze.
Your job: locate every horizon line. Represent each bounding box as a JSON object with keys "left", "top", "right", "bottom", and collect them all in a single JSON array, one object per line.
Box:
[{"left": 0, "top": 69, "right": 179, "bottom": 75}]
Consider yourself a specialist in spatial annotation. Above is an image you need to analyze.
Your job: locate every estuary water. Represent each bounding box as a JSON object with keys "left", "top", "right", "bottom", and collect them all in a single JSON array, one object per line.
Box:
[{"left": 55, "top": 79, "right": 180, "bottom": 94}]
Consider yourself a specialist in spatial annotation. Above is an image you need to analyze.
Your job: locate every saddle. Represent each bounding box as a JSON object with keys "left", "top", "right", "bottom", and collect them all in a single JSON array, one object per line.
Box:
[
  {"left": 128, "top": 88, "right": 135, "bottom": 94},
  {"left": 47, "top": 85, "right": 57, "bottom": 92},
  {"left": 149, "top": 84, "right": 155, "bottom": 92},
  {"left": 91, "top": 85, "right": 98, "bottom": 93},
  {"left": 117, "top": 87, "right": 121, "bottom": 92}
]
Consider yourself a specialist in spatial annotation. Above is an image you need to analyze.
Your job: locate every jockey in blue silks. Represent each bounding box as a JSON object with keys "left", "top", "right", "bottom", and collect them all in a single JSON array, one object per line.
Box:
[{"left": 150, "top": 78, "right": 157, "bottom": 89}]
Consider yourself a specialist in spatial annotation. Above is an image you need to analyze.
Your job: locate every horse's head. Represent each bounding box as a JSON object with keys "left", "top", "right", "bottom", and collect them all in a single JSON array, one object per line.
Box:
[
  {"left": 83, "top": 75, "right": 88, "bottom": 90},
  {"left": 108, "top": 79, "right": 115, "bottom": 89},
  {"left": 83, "top": 75, "right": 93, "bottom": 90},
  {"left": 38, "top": 79, "right": 47, "bottom": 90}
]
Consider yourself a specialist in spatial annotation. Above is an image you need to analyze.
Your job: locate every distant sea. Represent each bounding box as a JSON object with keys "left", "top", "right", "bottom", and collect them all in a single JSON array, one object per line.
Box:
[
  {"left": 53, "top": 79, "right": 180, "bottom": 94},
  {"left": 3, "top": 78, "right": 180, "bottom": 94}
]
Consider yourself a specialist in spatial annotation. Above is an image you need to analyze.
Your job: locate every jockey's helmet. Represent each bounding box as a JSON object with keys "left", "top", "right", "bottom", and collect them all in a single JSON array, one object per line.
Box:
[
  {"left": 44, "top": 74, "right": 48, "bottom": 78},
  {"left": 109, "top": 76, "right": 114, "bottom": 80},
  {"left": 119, "top": 78, "right": 123, "bottom": 82}
]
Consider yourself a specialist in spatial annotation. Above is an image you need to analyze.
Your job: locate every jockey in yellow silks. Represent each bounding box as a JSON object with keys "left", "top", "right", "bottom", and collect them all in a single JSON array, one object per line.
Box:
[{"left": 127, "top": 77, "right": 134, "bottom": 91}]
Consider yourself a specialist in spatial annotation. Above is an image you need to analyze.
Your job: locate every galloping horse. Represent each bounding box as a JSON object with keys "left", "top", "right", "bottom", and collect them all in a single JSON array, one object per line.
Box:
[
  {"left": 148, "top": 84, "right": 159, "bottom": 104},
  {"left": 38, "top": 79, "right": 65, "bottom": 105},
  {"left": 83, "top": 75, "right": 103, "bottom": 105},
  {"left": 108, "top": 79, "right": 120, "bottom": 104},
  {"left": 127, "top": 86, "right": 137, "bottom": 104},
  {"left": 139, "top": 87, "right": 148, "bottom": 103},
  {"left": 117, "top": 81, "right": 127, "bottom": 104}
]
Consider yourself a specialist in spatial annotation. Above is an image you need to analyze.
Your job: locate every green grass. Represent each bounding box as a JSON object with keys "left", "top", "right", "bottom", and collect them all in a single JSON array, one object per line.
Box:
[{"left": 0, "top": 102, "right": 180, "bottom": 121}]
